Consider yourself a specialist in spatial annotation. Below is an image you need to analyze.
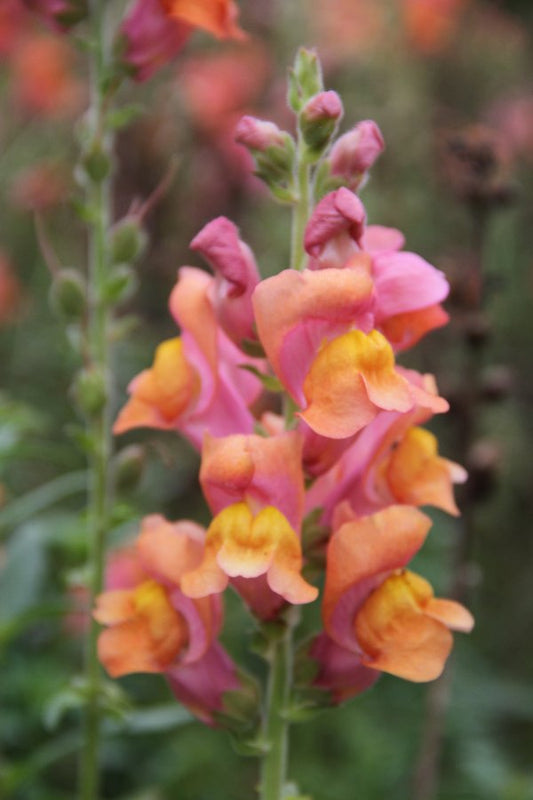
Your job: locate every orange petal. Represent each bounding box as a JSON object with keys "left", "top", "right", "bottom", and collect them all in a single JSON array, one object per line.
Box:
[
  {"left": 302, "top": 330, "right": 412, "bottom": 439},
  {"left": 323, "top": 506, "right": 432, "bottom": 631},
  {"left": 252, "top": 267, "right": 374, "bottom": 384},
  {"left": 168, "top": 267, "right": 218, "bottom": 373},
  {"left": 93, "top": 590, "right": 135, "bottom": 625},
  {"left": 215, "top": 503, "right": 276, "bottom": 578},
  {"left": 425, "top": 598, "right": 474, "bottom": 632},
  {"left": 181, "top": 547, "right": 229, "bottom": 599},
  {"left": 137, "top": 515, "right": 205, "bottom": 585},
  {"left": 113, "top": 394, "right": 167, "bottom": 435},
  {"left": 161, "top": 0, "right": 245, "bottom": 39},
  {"left": 134, "top": 338, "right": 196, "bottom": 420},
  {"left": 386, "top": 427, "right": 465, "bottom": 515},
  {"left": 380, "top": 304, "right": 449, "bottom": 350},
  {"left": 98, "top": 618, "right": 161, "bottom": 677},
  {"left": 182, "top": 503, "right": 317, "bottom": 605},
  {"left": 113, "top": 338, "right": 197, "bottom": 434},
  {"left": 354, "top": 571, "right": 453, "bottom": 682},
  {"left": 97, "top": 580, "right": 187, "bottom": 677}
]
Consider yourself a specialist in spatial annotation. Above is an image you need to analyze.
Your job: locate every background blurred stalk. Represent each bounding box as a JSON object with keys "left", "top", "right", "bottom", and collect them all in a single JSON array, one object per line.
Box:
[{"left": 80, "top": 0, "right": 113, "bottom": 797}]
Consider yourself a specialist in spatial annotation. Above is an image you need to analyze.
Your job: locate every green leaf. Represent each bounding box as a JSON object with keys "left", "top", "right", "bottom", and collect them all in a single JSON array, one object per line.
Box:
[
  {"left": 106, "top": 103, "right": 145, "bottom": 131},
  {"left": 107, "top": 704, "right": 192, "bottom": 735},
  {"left": 239, "top": 365, "right": 283, "bottom": 393},
  {"left": 240, "top": 338, "right": 266, "bottom": 358},
  {"left": 0, "top": 522, "right": 48, "bottom": 622}
]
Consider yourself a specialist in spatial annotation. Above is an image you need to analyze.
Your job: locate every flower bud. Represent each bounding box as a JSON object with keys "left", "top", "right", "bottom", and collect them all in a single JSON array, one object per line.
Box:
[
  {"left": 110, "top": 218, "right": 148, "bottom": 265},
  {"left": 72, "top": 367, "right": 107, "bottom": 418},
  {"left": 235, "top": 116, "right": 295, "bottom": 198},
  {"left": 328, "top": 120, "right": 385, "bottom": 190},
  {"left": 82, "top": 142, "right": 111, "bottom": 183},
  {"left": 288, "top": 48, "right": 324, "bottom": 112},
  {"left": 113, "top": 445, "right": 145, "bottom": 492},
  {"left": 235, "top": 116, "right": 286, "bottom": 153},
  {"left": 49, "top": 268, "right": 86, "bottom": 321},
  {"left": 300, "top": 91, "right": 343, "bottom": 155}
]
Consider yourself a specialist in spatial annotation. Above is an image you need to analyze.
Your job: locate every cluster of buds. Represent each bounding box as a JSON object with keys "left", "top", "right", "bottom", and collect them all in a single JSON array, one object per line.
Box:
[{"left": 97, "top": 49, "right": 473, "bottom": 729}]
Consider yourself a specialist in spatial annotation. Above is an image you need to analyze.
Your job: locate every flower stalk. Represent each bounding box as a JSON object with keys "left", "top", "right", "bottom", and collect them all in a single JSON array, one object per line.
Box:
[
  {"left": 259, "top": 619, "right": 294, "bottom": 800},
  {"left": 79, "top": 0, "right": 113, "bottom": 797},
  {"left": 290, "top": 135, "right": 312, "bottom": 272}
]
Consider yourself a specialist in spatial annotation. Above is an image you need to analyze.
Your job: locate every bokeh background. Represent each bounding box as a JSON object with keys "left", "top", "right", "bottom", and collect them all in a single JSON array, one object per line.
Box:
[{"left": 1, "top": 0, "right": 533, "bottom": 798}]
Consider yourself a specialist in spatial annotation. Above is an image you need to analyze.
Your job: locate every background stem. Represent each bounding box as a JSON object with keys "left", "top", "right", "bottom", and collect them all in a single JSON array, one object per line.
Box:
[{"left": 79, "top": 1, "right": 113, "bottom": 797}]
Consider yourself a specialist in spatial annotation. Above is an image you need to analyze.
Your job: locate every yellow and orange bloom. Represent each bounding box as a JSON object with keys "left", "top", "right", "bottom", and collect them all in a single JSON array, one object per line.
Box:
[
  {"left": 95, "top": 515, "right": 243, "bottom": 723},
  {"left": 182, "top": 431, "right": 318, "bottom": 618},
  {"left": 307, "top": 378, "right": 465, "bottom": 522},
  {"left": 379, "top": 426, "right": 467, "bottom": 515},
  {"left": 181, "top": 502, "right": 318, "bottom": 608},
  {"left": 311, "top": 506, "right": 473, "bottom": 701}
]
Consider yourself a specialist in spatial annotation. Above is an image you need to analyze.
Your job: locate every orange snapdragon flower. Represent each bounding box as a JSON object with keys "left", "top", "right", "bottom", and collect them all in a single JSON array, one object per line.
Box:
[
  {"left": 160, "top": 0, "right": 245, "bottom": 40},
  {"left": 11, "top": 34, "right": 83, "bottom": 116}
]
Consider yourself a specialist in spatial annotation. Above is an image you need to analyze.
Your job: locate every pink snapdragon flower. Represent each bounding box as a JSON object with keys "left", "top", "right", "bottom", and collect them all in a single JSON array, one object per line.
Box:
[
  {"left": 114, "top": 266, "right": 262, "bottom": 448},
  {"left": 120, "top": 0, "right": 245, "bottom": 83},
  {"left": 190, "top": 217, "right": 260, "bottom": 344},
  {"left": 120, "top": 0, "right": 191, "bottom": 83},
  {"left": 304, "top": 193, "right": 450, "bottom": 350},
  {"left": 328, "top": 120, "right": 385, "bottom": 191},
  {"left": 304, "top": 187, "right": 366, "bottom": 270},
  {"left": 253, "top": 266, "right": 445, "bottom": 439}
]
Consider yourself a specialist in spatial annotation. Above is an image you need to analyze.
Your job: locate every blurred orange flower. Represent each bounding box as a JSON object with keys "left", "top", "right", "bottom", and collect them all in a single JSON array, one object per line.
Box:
[
  {"left": 160, "top": 0, "right": 245, "bottom": 40},
  {"left": 10, "top": 34, "right": 83, "bottom": 116},
  {"left": 401, "top": 0, "right": 468, "bottom": 54}
]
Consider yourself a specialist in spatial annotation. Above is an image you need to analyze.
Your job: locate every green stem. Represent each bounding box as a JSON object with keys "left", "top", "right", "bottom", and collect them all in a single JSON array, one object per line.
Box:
[
  {"left": 258, "top": 130, "right": 312, "bottom": 800},
  {"left": 259, "top": 622, "right": 293, "bottom": 800},
  {"left": 290, "top": 134, "right": 311, "bottom": 271},
  {"left": 80, "top": 1, "right": 113, "bottom": 798}
]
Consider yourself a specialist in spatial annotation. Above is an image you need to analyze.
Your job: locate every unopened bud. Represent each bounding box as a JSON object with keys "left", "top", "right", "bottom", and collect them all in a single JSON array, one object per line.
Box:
[
  {"left": 300, "top": 91, "right": 343, "bottom": 155},
  {"left": 49, "top": 268, "right": 86, "bottom": 321},
  {"left": 72, "top": 367, "right": 107, "bottom": 418},
  {"left": 82, "top": 142, "right": 110, "bottom": 183},
  {"left": 235, "top": 116, "right": 286, "bottom": 152},
  {"left": 288, "top": 48, "right": 323, "bottom": 112},
  {"left": 113, "top": 445, "right": 145, "bottom": 492},
  {"left": 328, "top": 120, "right": 385, "bottom": 190},
  {"left": 235, "top": 116, "right": 295, "bottom": 197},
  {"left": 110, "top": 218, "right": 147, "bottom": 265}
]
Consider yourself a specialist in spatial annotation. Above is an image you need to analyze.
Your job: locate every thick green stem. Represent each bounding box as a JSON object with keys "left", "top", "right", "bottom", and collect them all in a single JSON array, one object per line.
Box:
[
  {"left": 79, "top": 1, "right": 113, "bottom": 798},
  {"left": 290, "top": 134, "right": 311, "bottom": 271},
  {"left": 259, "top": 623, "right": 293, "bottom": 800}
]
